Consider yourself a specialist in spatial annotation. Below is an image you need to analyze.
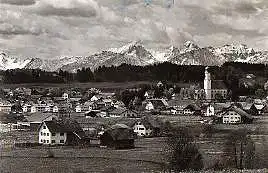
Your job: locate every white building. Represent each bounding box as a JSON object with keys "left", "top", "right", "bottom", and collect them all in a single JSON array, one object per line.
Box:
[
  {"left": 90, "top": 95, "right": 99, "bottom": 102},
  {"left": 205, "top": 104, "right": 215, "bottom": 117},
  {"left": 52, "top": 106, "right": 59, "bottom": 113},
  {"left": 62, "top": 93, "right": 69, "bottom": 100},
  {"left": 218, "top": 106, "right": 253, "bottom": 124},
  {"left": 75, "top": 105, "right": 82, "bottom": 113},
  {"left": 0, "top": 100, "right": 12, "bottom": 113},
  {"left": 133, "top": 121, "right": 152, "bottom": 137},
  {"left": 204, "top": 67, "right": 228, "bottom": 101},
  {"left": 145, "top": 101, "right": 154, "bottom": 111},
  {"left": 31, "top": 106, "right": 37, "bottom": 113},
  {"left": 38, "top": 121, "right": 67, "bottom": 145},
  {"left": 204, "top": 67, "right": 212, "bottom": 100}
]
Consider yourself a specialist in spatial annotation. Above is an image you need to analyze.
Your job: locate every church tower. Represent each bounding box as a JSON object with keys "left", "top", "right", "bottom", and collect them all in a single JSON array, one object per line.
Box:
[{"left": 204, "top": 66, "right": 211, "bottom": 100}]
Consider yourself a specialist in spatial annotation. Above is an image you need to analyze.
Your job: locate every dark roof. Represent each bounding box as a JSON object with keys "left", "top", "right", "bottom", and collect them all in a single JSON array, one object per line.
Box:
[
  {"left": 132, "top": 116, "right": 161, "bottom": 129},
  {"left": 104, "top": 123, "right": 135, "bottom": 140},
  {"left": 219, "top": 106, "right": 253, "bottom": 119},
  {"left": 41, "top": 119, "right": 86, "bottom": 138},
  {"left": 184, "top": 104, "right": 201, "bottom": 111},
  {"left": 211, "top": 80, "right": 227, "bottom": 89},
  {"left": 26, "top": 113, "right": 55, "bottom": 123}
]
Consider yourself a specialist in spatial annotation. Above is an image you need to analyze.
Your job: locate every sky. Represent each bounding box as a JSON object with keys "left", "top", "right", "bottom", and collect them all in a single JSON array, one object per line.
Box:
[{"left": 0, "top": 0, "right": 268, "bottom": 59}]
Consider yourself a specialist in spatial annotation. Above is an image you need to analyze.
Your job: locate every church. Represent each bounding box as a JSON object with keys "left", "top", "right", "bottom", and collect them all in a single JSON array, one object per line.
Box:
[{"left": 204, "top": 67, "right": 228, "bottom": 101}]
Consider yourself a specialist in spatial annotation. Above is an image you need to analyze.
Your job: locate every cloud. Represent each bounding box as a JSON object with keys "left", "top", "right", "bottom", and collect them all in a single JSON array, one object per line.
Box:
[
  {"left": 0, "top": 0, "right": 268, "bottom": 59},
  {"left": 0, "top": 0, "right": 36, "bottom": 6},
  {"left": 0, "top": 23, "right": 41, "bottom": 35}
]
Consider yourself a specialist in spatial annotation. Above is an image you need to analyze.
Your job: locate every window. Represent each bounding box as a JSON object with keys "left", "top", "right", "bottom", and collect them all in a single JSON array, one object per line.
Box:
[
  {"left": 51, "top": 140, "right": 55, "bottom": 144},
  {"left": 43, "top": 133, "right": 46, "bottom": 136},
  {"left": 43, "top": 126, "right": 46, "bottom": 129},
  {"left": 41, "top": 132, "right": 43, "bottom": 136},
  {"left": 47, "top": 140, "right": 49, "bottom": 143},
  {"left": 60, "top": 140, "right": 64, "bottom": 143},
  {"left": 52, "top": 133, "right": 56, "bottom": 136},
  {"left": 139, "top": 128, "right": 145, "bottom": 130},
  {"left": 40, "top": 139, "right": 43, "bottom": 142},
  {"left": 47, "top": 133, "right": 49, "bottom": 136},
  {"left": 60, "top": 133, "right": 64, "bottom": 136}
]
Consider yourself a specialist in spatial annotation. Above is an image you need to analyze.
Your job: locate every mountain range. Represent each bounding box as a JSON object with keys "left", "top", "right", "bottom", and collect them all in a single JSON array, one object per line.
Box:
[{"left": 1, "top": 41, "right": 268, "bottom": 72}]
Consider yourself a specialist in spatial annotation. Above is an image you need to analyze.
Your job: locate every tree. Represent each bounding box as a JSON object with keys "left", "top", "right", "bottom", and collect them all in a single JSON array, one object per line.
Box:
[
  {"left": 223, "top": 129, "right": 255, "bottom": 169},
  {"left": 215, "top": 93, "right": 224, "bottom": 102},
  {"left": 120, "top": 90, "right": 136, "bottom": 108},
  {"left": 255, "top": 88, "right": 265, "bottom": 99},
  {"left": 166, "top": 127, "right": 203, "bottom": 172}
]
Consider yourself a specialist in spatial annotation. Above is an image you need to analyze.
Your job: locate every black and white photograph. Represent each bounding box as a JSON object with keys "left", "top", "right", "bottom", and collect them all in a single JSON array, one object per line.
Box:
[{"left": 0, "top": 0, "right": 268, "bottom": 172}]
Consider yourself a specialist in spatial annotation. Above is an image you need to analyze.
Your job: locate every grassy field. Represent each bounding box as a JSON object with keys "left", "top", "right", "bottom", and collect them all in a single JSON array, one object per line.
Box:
[{"left": 0, "top": 115, "right": 268, "bottom": 173}]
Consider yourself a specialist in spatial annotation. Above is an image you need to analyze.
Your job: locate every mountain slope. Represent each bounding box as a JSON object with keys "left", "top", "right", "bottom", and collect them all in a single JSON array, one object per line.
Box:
[{"left": 2, "top": 41, "right": 268, "bottom": 72}]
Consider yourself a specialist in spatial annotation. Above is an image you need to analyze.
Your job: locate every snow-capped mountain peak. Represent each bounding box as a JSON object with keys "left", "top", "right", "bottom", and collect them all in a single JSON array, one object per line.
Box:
[
  {"left": 109, "top": 40, "right": 143, "bottom": 54},
  {"left": 180, "top": 40, "right": 199, "bottom": 53},
  {"left": 0, "top": 52, "right": 32, "bottom": 70}
]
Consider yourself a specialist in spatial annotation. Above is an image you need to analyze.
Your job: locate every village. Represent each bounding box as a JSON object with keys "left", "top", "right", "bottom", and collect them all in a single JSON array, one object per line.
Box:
[{"left": 0, "top": 67, "right": 268, "bottom": 172}]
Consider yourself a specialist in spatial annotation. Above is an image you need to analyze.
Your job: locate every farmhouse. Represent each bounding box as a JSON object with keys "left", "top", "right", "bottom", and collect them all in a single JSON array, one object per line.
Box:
[
  {"left": 144, "top": 99, "right": 169, "bottom": 111},
  {"left": 204, "top": 104, "right": 215, "bottom": 117},
  {"left": 38, "top": 119, "right": 88, "bottom": 145},
  {"left": 0, "top": 100, "right": 12, "bottom": 113},
  {"left": 217, "top": 106, "right": 253, "bottom": 124},
  {"left": 62, "top": 93, "right": 69, "bottom": 100},
  {"left": 108, "top": 108, "right": 138, "bottom": 118},
  {"left": 183, "top": 104, "right": 201, "bottom": 116},
  {"left": 26, "top": 112, "right": 57, "bottom": 130},
  {"left": 132, "top": 117, "right": 161, "bottom": 137},
  {"left": 100, "top": 124, "right": 135, "bottom": 149},
  {"left": 75, "top": 105, "right": 82, "bottom": 113}
]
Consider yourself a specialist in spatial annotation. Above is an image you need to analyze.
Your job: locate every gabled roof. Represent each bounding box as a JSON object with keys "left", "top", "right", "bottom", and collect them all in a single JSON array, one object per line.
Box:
[
  {"left": 219, "top": 106, "right": 253, "bottom": 119},
  {"left": 184, "top": 104, "right": 201, "bottom": 111},
  {"left": 104, "top": 123, "right": 134, "bottom": 141},
  {"left": 132, "top": 116, "right": 161, "bottom": 129},
  {"left": 26, "top": 113, "right": 55, "bottom": 123},
  {"left": 41, "top": 119, "right": 86, "bottom": 139},
  {"left": 254, "top": 104, "right": 265, "bottom": 110}
]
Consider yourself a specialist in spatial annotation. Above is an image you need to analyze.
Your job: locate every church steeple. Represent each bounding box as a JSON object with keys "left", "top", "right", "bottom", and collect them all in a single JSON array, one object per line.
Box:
[{"left": 204, "top": 66, "right": 212, "bottom": 100}]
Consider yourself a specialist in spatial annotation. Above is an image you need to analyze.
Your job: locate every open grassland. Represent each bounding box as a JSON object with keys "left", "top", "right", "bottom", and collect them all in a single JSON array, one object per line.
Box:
[{"left": 0, "top": 115, "right": 267, "bottom": 172}]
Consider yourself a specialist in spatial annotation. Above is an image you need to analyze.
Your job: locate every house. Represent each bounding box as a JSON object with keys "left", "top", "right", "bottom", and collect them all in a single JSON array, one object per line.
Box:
[
  {"left": 254, "top": 104, "right": 266, "bottom": 115},
  {"left": 145, "top": 101, "right": 154, "bottom": 111},
  {"left": 90, "top": 95, "right": 99, "bottom": 102},
  {"left": 30, "top": 105, "right": 37, "bottom": 113},
  {"left": 183, "top": 104, "right": 201, "bottom": 116},
  {"left": 132, "top": 117, "right": 161, "bottom": 137},
  {"left": 75, "top": 105, "right": 82, "bottom": 113},
  {"left": 52, "top": 105, "right": 59, "bottom": 113},
  {"left": 113, "top": 100, "right": 125, "bottom": 109},
  {"left": 0, "top": 100, "right": 12, "bottom": 113},
  {"left": 38, "top": 119, "right": 89, "bottom": 145},
  {"left": 216, "top": 106, "right": 253, "bottom": 124},
  {"left": 62, "top": 93, "right": 69, "bottom": 100},
  {"left": 100, "top": 124, "right": 135, "bottom": 149},
  {"left": 204, "top": 104, "right": 215, "bottom": 117},
  {"left": 157, "top": 81, "right": 164, "bottom": 88},
  {"left": 26, "top": 112, "right": 57, "bottom": 130},
  {"left": 108, "top": 108, "right": 139, "bottom": 118},
  {"left": 144, "top": 99, "right": 169, "bottom": 111},
  {"left": 239, "top": 102, "right": 258, "bottom": 116}
]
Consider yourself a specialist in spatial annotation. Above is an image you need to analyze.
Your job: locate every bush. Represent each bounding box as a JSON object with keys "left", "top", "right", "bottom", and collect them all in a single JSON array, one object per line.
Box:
[{"left": 166, "top": 127, "right": 203, "bottom": 172}]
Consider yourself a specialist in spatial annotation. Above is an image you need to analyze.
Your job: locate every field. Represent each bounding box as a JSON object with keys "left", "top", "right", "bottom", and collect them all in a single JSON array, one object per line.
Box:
[{"left": 0, "top": 115, "right": 268, "bottom": 173}]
